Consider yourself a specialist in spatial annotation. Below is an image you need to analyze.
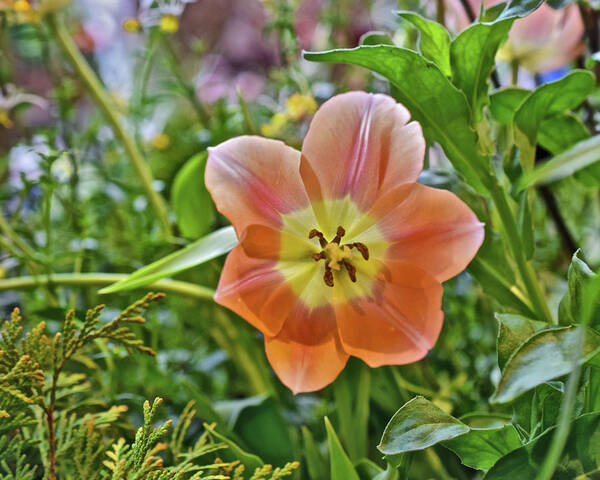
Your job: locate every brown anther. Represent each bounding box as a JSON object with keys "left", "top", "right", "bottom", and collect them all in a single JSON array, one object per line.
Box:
[
  {"left": 342, "top": 260, "right": 357, "bottom": 282},
  {"left": 309, "top": 228, "right": 327, "bottom": 248},
  {"left": 332, "top": 226, "right": 346, "bottom": 244},
  {"left": 323, "top": 267, "right": 334, "bottom": 287},
  {"left": 352, "top": 242, "right": 370, "bottom": 260},
  {"left": 312, "top": 252, "right": 325, "bottom": 261}
]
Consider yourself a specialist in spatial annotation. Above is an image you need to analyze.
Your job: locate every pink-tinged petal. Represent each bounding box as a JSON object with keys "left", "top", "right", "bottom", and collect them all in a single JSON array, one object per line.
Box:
[
  {"left": 299, "top": 92, "right": 424, "bottom": 214},
  {"left": 336, "top": 262, "right": 443, "bottom": 367},
  {"left": 214, "top": 245, "right": 298, "bottom": 337},
  {"left": 363, "top": 183, "right": 484, "bottom": 282},
  {"left": 265, "top": 303, "right": 348, "bottom": 393},
  {"left": 206, "top": 136, "right": 309, "bottom": 236},
  {"left": 240, "top": 224, "right": 315, "bottom": 261}
]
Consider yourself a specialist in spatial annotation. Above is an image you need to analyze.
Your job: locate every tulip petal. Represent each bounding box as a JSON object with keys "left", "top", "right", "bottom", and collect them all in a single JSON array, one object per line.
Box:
[
  {"left": 358, "top": 183, "right": 484, "bottom": 282},
  {"left": 300, "top": 92, "right": 424, "bottom": 215},
  {"left": 215, "top": 245, "right": 301, "bottom": 337},
  {"left": 265, "top": 303, "right": 348, "bottom": 393},
  {"left": 241, "top": 224, "right": 316, "bottom": 261},
  {"left": 206, "top": 136, "right": 310, "bottom": 236},
  {"left": 336, "top": 262, "right": 443, "bottom": 367}
]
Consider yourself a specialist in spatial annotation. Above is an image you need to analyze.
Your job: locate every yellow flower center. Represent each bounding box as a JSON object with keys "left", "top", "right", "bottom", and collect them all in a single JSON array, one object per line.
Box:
[
  {"left": 13, "top": 0, "right": 31, "bottom": 12},
  {"left": 309, "top": 226, "right": 369, "bottom": 287},
  {"left": 159, "top": 14, "right": 179, "bottom": 34}
]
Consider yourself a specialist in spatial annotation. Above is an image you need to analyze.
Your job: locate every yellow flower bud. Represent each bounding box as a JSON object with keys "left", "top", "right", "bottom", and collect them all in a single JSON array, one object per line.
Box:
[
  {"left": 159, "top": 14, "right": 179, "bottom": 34},
  {"left": 260, "top": 112, "right": 288, "bottom": 138},
  {"left": 285, "top": 93, "right": 317, "bottom": 121},
  {"left": 13, "top": 0, "right": 31, "bottom": 11},
  {"left": 150, "top": 133, "right": 171, "bottom": 150},
  {"left": 123, "top": 17, "right": 141, "bottom": 33}
]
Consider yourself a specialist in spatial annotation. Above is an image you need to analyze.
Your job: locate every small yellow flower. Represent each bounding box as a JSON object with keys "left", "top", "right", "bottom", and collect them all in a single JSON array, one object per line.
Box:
[
  {"left": 13, "top": 0, "right": 31, "bottom": 11},
  {"left": 123, "top": 17, "right": 141, "bottom": 33},
  {"left": 285, "top": 93, "right": 317, "bottom": 121},
  {"left": 150, "top": 133, "right": 171, "bottom": 150},
  {"left": 159, "top": 14, "right": 179, "bottom": 34},
  {"left": 260, "top": 112, "right": 288, "bottom": 138}
]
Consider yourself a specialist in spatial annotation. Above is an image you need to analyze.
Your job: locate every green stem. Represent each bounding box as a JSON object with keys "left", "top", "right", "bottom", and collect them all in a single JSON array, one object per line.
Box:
[
  {"left": 45, "top": 13, "right": 171, "bottom": 236},
  {"left": 488, "top": 180, "right": 554, "bottom": 324},
  {"left": 0, "top": 273, "right": 215, "bottom": 299}
]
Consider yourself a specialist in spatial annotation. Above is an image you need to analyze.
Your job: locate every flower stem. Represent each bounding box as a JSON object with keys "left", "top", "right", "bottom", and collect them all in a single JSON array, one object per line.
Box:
[
  {"left": 0, "top": 272, "right": 215, "bottom": 299},
  {"left": 45, "top": 13, "right": 171, "bottom": 236},
  {"left": 488, "top": 180, "right": 554, "bottom": 324}
]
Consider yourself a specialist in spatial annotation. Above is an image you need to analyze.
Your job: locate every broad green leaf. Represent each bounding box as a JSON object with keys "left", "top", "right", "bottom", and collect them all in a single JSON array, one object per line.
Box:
[
  {"left": 99, "top": 226, "right": 237, "bottom": 293},
  {"left": 359, "top": 31, "right": 394, "bottom": 46},
  {"left": 517, "top": 135, "right": 600, "bottom": 191},
  {"left": 450, "top": 20, "right": 513, "bottom": 122},
  {"left": 304, "top": 46, "right": 490, "bottom": 193},
  {"left": 459, "top": 412, "right": 512, "bottom": 429},
  {"left": 325, "top": 417, "right": 360, "bottom": 480},
  {"left": 377, "top": 396, "right": 469, "bottom": 457},
  {"left": 485, "top": 413, "right": 600, "bottom": 479},
  {"left": 489, "top": 87, "right": 529, "bottom": 125},
  {"left": 514, "top": 70, "right": 595, "bottom": 170},
  {"left": 559, "top": 251, "right": 596, "bottom": 326},
  {"left": 538, "top": 113, "right": 589, "bottom": 156},
  {"left": 171, "top": 153, "right": 215, "bottom": 239},
  {"left": 442, "top": 425, "right": 522, "bottom": 470},
  {"left": 496, "top": 313, "right": 548, "bottom": 370},
  {"left": 216, "top": 395, "right": 294, "bottom": 466},
  {"left": 302, "top": 426, "right": 328, "bottom": 480},
  {"left": 397, "top": 11, "right": 451, "bottom": 76},
  {"left": 491, "top": 326, "right": 600, "bottom": 404},
  {"left": 496, "top": 0, "right": 544, "bottom": 20}
]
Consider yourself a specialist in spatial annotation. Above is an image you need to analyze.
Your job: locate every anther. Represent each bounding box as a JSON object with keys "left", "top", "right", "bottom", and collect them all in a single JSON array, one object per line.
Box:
[
  {"left": 312, "top": 252, "right": 325, "bottom": 261},
  {"left": 309, "top": 229, "right": 327, "bottom": 248},
  {"left": 332, "top": 226, "right": 345, "bottom": 244},
  {"left": 342, "top": 260, "right": 357, "bottom": 282},
  {"left": 323, "top": 267, "right": 334, "bottom": 287},
  {"left": 351, "top": 242, "right": 370, "bottom": 260}
]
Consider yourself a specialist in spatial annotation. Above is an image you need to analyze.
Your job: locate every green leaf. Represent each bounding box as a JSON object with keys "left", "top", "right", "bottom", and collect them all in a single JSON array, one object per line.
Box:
[
  {"left": 442, "top": 425, "right": 522, "bottom": 470},
  {"left": 517, "top": 135, "right": 600, "bottom": 191},
  {"left": 354, "top": 459, "right": 399, "bottom": 480},
  {"left": 302, "top": 426, "right": 328, "bottom": 480},
  {"left": 496, "top": 0, "right": 544, "bottom": 20},
  {"left": 325, "top": 417, "right": 360, "bottom": 480},
  {"left": 377, "top": 396, "right": 470, "bottom": 458},
  {"left": 397, "top": 11, "right": 451, "bottom": 76},
  {"left": 514, "top": 70, "right": 595, "bottom": 170},
  {"left": 558, "top": 251, "right": 596, "bottom": 326},
  {"left": 538, "top": 113, "right": 589, "bottom": 156},
  {"left": 359, "top": 31, "right": 394, "bottom": 46},
  {"left": 517, "top": 192, "right": 534, "bottom": 260},
  {"left": 489, "top": 87, "right": 529, "bottom": 125},
  {"left": 171, "top": 153, "right": 215, "bottom": 239},
  {"left": 99, "top": 226, "right": 237, "bottom": 293},
  {"left": 484, "top": 413, "right": 600, "bottom": 479},
  {"left": 496, "top": 313, "right": 548, "bottom": 371},
  {"left": 491, "top": 326, "right": 600, "bottom": 404},
  {"left": 450, "top": 20, "right": 513, "bottom": 122},
  {"left": 304, "top": 46, "right": 490, "bottom": 193}
]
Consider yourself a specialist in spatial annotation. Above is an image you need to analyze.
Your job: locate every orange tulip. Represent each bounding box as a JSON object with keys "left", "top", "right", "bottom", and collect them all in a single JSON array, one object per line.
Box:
[
  {"left": 445, "top": 0, "right": 584, "bottom": 73},
  {"left": 206, "top": 92, "right": 484, "bottom": 393}
]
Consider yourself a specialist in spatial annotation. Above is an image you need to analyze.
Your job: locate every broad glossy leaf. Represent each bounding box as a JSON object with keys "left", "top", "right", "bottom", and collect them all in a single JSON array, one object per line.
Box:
[
  {"left": 558, "top": 252, "right": 596, "bottom": 326},
  {"left": 398, "top": 11, "right": 451, "bottom": 76},
  {"left": 517, "top": 135, "right": 600, "bottom": 191},
  {"left": 496, "top": 0, "right": 544, "bottom": 20},
  {"left": 377, "top": 396, "right": 469, "bottom": 457},
  {"left": 485, "top": 413, "right": 600, "bottom": 479},
  {"left": 489, "top": 87, "right": 529, "bottom": 125},
  {"left": 442, "top": 425, "right": 522, "bottom": 470},
  {"left": 359, "top": 31, "right": 394, "bottom": 46},
  {"left": 304, "top": 46, "right": 489, "bottom": 193},
  {"left": 172, "top": 153, "right": 215, "bottom": 239},
  {"left": 325, "top": 417, "right": 360, "bottom": 480},
  {"left": 450, "top": 20, "right": 513, "bottom": 121},
  {"left": 514, "top": 71, "right": 595, "bottom": 170},
  {"left": 99, "top": 226, "right": 237, "bottom": 293},
  {"left": 538, "top": 113, "right": 589, "bottom": 156},
  {"left": 496, "top": 313, "right": 548, "bottom": 370},
  {"left": 491, "top": 326, "right": 600, "bottom": 404}
]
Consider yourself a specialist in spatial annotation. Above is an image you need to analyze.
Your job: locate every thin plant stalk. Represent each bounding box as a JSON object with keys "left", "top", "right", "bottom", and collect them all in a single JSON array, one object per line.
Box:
[{"left": 45, "top": 13, "right": 171, "bottom": 236}]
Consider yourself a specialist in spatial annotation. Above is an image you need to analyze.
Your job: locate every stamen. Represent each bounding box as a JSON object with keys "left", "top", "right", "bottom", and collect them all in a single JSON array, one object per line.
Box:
[
  {"left": 323, "top": 267, "right": 334, "bottom": 287},
  {"left": 312, "top": 252, "right": 325, "bottom": 261},
  {"left": 342, "top": 260, "right": 357, "bottom": 282},
  {"left": 309, "top": 229, "right": 327, "bottom": 248},
  {"left": 351, "top": 242, "right": 370, "bottom": 260},
  {"left": 332, "top": 226, "right": 345, "bottom": 244}
]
